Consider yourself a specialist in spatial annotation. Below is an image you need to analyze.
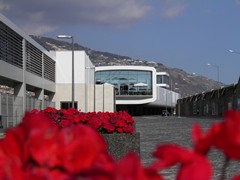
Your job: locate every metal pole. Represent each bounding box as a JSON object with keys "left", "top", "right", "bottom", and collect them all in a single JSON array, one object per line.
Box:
[
  {"left": 93, "top": 69, "right": 96, "bottom": 112},
  {"left": 178, "top": 99, "right": 181, "bottom": 118},
  {"left": 207, "top": 63, "right": 220, "bottom": 97},
  {"left": 165, "top": 92, "right": 167, "bottom": 114},
  {"left": 72, "top": 37, "right": 74, "bottom": 108},
  {"left": 57, "top": 35, "right": 75, "bottom": 109},
  {"left": 170, "top": 79, "right": 172, "bottom": 115}
]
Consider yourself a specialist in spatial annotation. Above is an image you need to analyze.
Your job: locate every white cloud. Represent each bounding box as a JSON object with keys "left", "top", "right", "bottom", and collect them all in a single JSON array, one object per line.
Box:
[
  {"left": 157, "top": 0, "right": 188, "bottom": 19},
  {"left": 236, "top": 0, "right": 240, "bottom": 5},
  {"left": 0, "top": 0, "right": 151, "bottom": 35},
  {"left": 0, "top": 2, "right": 9, "bottom": 11},
  {"left": 161, "top": 4, "right": 186, "bottom": 19},
  {"left": 22, "top": 23, "right": 58, "bottom": 36}
]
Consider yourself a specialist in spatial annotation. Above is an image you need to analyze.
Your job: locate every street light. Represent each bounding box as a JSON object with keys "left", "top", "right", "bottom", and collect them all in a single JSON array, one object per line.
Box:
[
  {"left": 163, "top": 92, "right": 168, "bottom": 116},
  {"left": 163, "top": 91, "right": 171, "bottom": 116},
  {"left": 57, "top": 35, "right": 75, "bottom": 108},
  {"left": 229, "top": 49, "right": 240, "bottom": 83},
  {"left": 229, "top": 49, "right": 240, "bottom": 54},
  {"left": 207, "top": 63, "right": 220, "bottom": 98},
  {"left": 207, "top": 63, "right": 219, "bottom": 83}
]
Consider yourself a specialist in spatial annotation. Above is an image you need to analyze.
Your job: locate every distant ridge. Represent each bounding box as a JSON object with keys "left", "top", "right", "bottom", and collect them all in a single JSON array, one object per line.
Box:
[{"left": 31, "top": 36, "right": 223, "bottom": 97}]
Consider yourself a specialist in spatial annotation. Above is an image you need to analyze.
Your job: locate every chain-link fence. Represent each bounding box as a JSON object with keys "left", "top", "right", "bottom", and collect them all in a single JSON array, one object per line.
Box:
[
  {"left": 0, "top": 93, "right": 23, "bottom": 128},
  {"left": 0, "top": 93, "right": 55, "bottom": 130}
]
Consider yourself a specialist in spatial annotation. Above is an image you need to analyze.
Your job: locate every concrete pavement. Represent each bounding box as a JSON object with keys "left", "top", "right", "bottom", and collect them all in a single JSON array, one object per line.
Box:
[{"left": 134, "top": 115, "right": 240, "bottom": 180}]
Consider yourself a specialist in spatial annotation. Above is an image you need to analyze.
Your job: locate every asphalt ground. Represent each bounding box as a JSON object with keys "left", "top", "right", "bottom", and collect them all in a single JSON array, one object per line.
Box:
[{"left": 134, "top": 115, "right": 240, "bottom": 180}]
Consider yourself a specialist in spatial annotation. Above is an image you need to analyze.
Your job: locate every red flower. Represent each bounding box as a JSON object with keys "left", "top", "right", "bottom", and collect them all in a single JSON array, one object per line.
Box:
[
  {"left": 59, "top": 119, "right": 70, "bottom": 128},
  {"left": 109, "top": 117, "right": 117, "bottom": 124},
  {"left": 99, "top": 112, "right": 110, "bottom": 124},
  {"left": 30, "top": 108, "right": 39, "bottom": 113},
  {"left": 59, "top": 108, "right": 68, "bottom": 115},
  {"left": 103, "top": 123, "right": 115, "bottom": 133},
  {"left": 58, "top": 124, "right": 109, "bottom": 174},
  {"left": 232, "top": 174, "right": 240, "bottom": 180},
  {"left": 0, "top": 143, "right": 24, "bottom": 180},
  {"left": 113, "top": 152, "right": 163, "bottom": 180},
  {"left": 193, "top": 110, "right": 240, "bottom": 160},
  {"left": 0, "top": 113, "right": 61, "bottom": 179},
  {"left": 87, "top": 116, "right": 103, "bottom": 130},
  {"left": 115, "top": 120, "right": 126, "bottom": 128},
  {"left": 22, "top": 113, "right": 61, "bottom": 168},
  {"left": 24, "top": 167, "right": 71, "bottom": 180},
  {"left": 151, "top": 144, "right": 212, "bottom": 180},
  {"left": 191, "top": 123, "right": 220, "bottom": 155},
  {"left": 123, "top": 125, "right": 134, "bottom": 134},
  {"left": 77, "top": 113, "right": 89, "bottom": 123},
  {"left": 116, "top": 128, "right": 123, "bottom": 133},
  {"left": 212, "top": 110, "right": 240, "bottom": 160},
  {"left": 37, "top": 108, "right": 135, "bottom": 134}
]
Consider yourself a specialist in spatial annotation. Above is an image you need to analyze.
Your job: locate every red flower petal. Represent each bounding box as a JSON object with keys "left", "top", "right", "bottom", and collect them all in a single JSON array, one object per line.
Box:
[
  {"left": 58, "top": 125, "right": 108, "bottom": 174},
  {"left": 114, "top": 152, "right": 163, "bottom": 180},
  {"left": 151, "top": 144, "right": 211, "bottom": 180}
]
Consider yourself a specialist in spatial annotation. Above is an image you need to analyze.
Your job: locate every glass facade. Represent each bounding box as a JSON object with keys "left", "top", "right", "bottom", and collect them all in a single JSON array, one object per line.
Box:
[
  {"left": 96, "top": 70, "right": 152, "bottom": 96},
  {"left": 157, "top": 74, "right": 169, "bottom": 84}
]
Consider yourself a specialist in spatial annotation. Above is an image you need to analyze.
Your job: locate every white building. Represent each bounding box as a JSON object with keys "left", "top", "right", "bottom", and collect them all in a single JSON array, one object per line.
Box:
[
  {"left": 0, "top": 13, "right": 181, "bottom": 127},
  {"left": 54, "top": 51, "right": 115, "bottom": 112},
  {"left": 0, "top": 13, "right": 115, "bottom": 128},
  {"left": 95, "top": 66, "right": 181, "bottom": 115}
]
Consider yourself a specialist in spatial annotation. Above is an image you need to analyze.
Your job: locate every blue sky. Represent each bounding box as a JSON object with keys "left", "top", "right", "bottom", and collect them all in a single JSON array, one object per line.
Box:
[{"left": 1, "top": 0, "right": 240, "bottom": 84}]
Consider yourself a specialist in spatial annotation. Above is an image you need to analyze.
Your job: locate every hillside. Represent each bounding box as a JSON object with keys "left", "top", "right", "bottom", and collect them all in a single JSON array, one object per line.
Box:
[{"left": 32, "top": 36, "right": 223, "bottom": 97}]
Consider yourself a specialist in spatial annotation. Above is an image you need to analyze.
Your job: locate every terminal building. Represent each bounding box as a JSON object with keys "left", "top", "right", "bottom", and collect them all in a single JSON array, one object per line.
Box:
[
  {"left": 95, "top": 66, "right": 180, "bottom": 115},
  {"left": 0, "top": 13, "right": 180, "bottom": 128}
]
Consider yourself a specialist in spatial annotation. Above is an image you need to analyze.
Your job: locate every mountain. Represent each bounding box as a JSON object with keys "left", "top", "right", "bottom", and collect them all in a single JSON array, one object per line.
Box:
[{"left": 31, "top": 36, "right": 223, "bottom": 97}]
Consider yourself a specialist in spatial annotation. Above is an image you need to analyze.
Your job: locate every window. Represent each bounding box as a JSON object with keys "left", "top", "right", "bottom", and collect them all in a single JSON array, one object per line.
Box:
[
  {"left": 0, "top": 21, "right": 23, "bottom": 68},
  {"left": 25, "top": 41, "right": 42, "bottom": 77},
  {"left": 95, "top": 70, "right": 152, "bottom": 96},
  {"left": 44, "top": 54, "right": 55, "bottom": 82},
  {"left": 157, "top": 75, "right": 169, "bottom": 84},
  {"left": 61, "top": 101, "right": 78, "bottom": 109},
  {"left": 157, "top": 75, "right": 163, "bottom": 84}
]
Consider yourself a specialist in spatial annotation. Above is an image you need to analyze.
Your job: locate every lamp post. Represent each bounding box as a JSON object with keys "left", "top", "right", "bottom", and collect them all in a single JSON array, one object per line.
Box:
[
  {"left": 57, "top": 35, "right": 75, "bottom": 108},
  {"left": 229, "top": 49, "right": 240, "bottom": 82},
  {"left": 207, "top": 63, "right": 220, "bottom": 99},
  {"left": 163, "top": 92, "right": 168, "bottom": 116},
  {"left": 177, "top": 98, "right": 181, "bottom": 118},
  {"left": 207, "top": 63, "right": 219, "bottom": 84},
  {"left": 229, "top": 49, "right": 240, "bottom": 54},
  {"left": 163, "top": 91, "right": 171, "bottom": 116}
]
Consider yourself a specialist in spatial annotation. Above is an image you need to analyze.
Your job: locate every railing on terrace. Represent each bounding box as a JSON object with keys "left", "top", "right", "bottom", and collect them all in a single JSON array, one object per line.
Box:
[{"left": 115, "top": 90, "right": 152, "bottom": 96}]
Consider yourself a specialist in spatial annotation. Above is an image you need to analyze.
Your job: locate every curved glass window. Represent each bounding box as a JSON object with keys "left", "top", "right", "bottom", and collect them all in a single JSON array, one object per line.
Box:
[{"left": 96, "top": 70, "right": 152, "bottom": 96}]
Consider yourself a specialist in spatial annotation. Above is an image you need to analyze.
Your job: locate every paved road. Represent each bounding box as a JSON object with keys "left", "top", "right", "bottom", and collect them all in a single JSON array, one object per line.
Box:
[{"left": 134, "top": 115, "right": 240, "bottom": 180}]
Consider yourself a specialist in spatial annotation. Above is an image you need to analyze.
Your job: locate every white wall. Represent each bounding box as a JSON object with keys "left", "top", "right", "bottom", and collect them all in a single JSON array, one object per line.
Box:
[
  {"left": 95, "top": 84, "right": 115, "bottom": 112},
  {"left": 54, "top": 51, "right": 114, "bottom": 112},
  {"left": 55, "top": 51, "right": 88, "bottom": 84},
  {"left": 152, "top": 86, "right": 181, "bottom": 107}
]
